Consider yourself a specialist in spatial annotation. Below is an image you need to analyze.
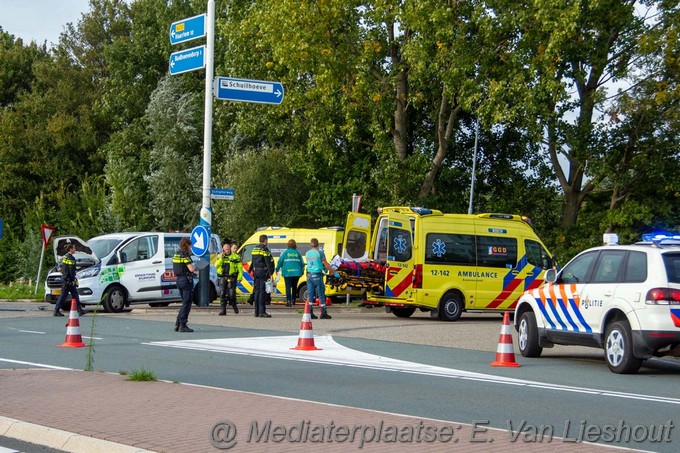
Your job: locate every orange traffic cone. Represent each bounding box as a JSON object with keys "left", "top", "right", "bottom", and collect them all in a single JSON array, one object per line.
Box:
[
  {"left": 325, "top": 297, "right": 332, "bottom": 306},
  {"left": 58, "top": 299, "right": 86, "bottom": 348},
  {"left": 490, "top": 312, "right": 520, "bottom": 367},
  {"left": 291, "top": 300, "right": 321, "bottom": 351}
]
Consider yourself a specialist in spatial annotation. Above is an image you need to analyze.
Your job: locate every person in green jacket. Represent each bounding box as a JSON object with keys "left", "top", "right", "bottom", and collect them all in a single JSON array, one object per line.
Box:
[
  {"left": 275, "top": 239, "right": 305, "bottom": 307},
  {"left": 216, "top": 242, "right": 242, "bottom": 315}
]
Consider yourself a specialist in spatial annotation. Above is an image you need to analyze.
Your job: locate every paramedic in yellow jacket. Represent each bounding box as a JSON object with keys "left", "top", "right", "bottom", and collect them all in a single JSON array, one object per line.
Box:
[{"left": 216, "top": 242, "right": 242, "bottom": 315}]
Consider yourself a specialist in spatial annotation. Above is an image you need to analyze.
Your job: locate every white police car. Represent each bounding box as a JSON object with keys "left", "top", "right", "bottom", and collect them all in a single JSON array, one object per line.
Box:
[{"left": 514, "top": 233, "right": 680, "bottom": 374}]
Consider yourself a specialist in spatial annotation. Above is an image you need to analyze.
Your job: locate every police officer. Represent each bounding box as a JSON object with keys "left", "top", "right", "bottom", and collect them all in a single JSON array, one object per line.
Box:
[
  {"left": 249, "top": 234, "right": 274, "bottom": 318},
  {"left": 216, "top": 242, "right": 242, "bottom": 315},
  {"left": 173, "top": 237, "right": 196, "bottom": 332},
  {"left": 54, "top": 243, "right": 86, "bottom": 317}
]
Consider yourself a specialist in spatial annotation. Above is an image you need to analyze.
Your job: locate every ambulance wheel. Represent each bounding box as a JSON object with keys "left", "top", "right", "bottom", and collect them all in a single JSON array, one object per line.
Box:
[
  {"left": 518, "top": 311, "right": 542, "bottom": 357},
  {"left": 605, "top": 320, "right": 642, "bottom": 374},
  {"left": 103, "top": 285, "right": 126, "bottom": 313},
  {"left": 439, "top": 292, "right": 463, "bottom": 321},
  {"left": 298, "top": 284, "right": 308, "bottom": 305},
  {"left": 391, "top": 306, "right": 416, "bottom": 318}
]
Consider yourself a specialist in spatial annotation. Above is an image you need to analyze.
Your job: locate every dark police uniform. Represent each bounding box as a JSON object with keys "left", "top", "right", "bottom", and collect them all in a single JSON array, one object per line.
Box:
[
  {"left": 54, "top": 250, "right": 85, "bottom": 316},
  {"left": 173, "top": 249, "right": 194, "bottom": 331},
  {"left": 249, "top": 243, "right": 274, "bottom": 317}
]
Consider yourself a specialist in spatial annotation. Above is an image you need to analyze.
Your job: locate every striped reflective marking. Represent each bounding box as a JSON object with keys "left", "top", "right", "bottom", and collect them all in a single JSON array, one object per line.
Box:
[
  {"left": 553, "top": 284, "right": 579, "bottom": 331},
  {"left": 528, "top": 284, "right": 592, "bottom": 333},
  {"left": 670, "top": 308, "right": 680, "bottom": 327},
  {"left": 385, "top": 268, "right": 412, "bottom": 297},
  {"left": 534, "top": 286, "right": 557, "bottom": 329}
]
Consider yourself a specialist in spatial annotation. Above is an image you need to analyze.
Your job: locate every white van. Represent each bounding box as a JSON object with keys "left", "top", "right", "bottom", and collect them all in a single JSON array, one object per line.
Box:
[{"left": 44, "top": 232, "right": 222, "bottom": 312}]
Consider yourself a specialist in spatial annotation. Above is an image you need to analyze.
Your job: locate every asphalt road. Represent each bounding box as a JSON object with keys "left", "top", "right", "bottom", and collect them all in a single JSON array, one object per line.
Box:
[{"left": 2, "top": 301, "right": 679, "bottom": 452}]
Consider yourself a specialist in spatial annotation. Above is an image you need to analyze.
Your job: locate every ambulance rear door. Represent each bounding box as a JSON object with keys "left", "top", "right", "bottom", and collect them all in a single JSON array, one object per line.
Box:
[
  {"left": 341, "top": 212, "right": 372, "bottom": 261},
  {"left": 382, "top": 212, "right": 414, "bottom": 301}
]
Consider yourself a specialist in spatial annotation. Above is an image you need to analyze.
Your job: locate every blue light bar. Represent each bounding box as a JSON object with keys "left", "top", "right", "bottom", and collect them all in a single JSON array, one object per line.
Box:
[{"left": 642, "top": 233, "right": 680, "bottom": 242}]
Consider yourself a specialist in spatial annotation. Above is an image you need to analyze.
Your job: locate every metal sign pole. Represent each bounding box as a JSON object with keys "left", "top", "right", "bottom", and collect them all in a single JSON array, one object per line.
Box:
[{"left": 198, "top": 0, "right": 215, "bottom": 306}]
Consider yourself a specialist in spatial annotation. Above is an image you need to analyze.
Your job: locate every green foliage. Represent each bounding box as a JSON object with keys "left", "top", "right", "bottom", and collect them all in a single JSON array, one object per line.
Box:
[
  {"left": 0, "top": 283, "right": 43, "bottom": 301},
  {"left": 126, "top": 368, "right": 157, "bottom": 381}
]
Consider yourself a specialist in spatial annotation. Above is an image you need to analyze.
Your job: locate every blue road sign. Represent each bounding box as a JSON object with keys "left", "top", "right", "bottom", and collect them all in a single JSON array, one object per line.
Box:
[
  {"left": 169, "top": 45, "right": 205, "bottom": 75},
  {"left": 214, "top": 77, "right": 284, "bottom": 105},
  {"left": 169, "top": 14, "right": 206, "bottom": 45},
  {"left": 210, "top": 188, "right": 235, "bottom": 200},
  {"left": 0, "top": 218, "right": 3, "bottom": 240},
  {"left": 190, "top": 225, "right": 210, "bottom": 256}
]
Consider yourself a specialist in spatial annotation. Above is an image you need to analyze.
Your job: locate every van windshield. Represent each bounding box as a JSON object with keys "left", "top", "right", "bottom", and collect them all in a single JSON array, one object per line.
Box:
[{"left": 88, "top": 238, "right": 125, "bottom": 260}]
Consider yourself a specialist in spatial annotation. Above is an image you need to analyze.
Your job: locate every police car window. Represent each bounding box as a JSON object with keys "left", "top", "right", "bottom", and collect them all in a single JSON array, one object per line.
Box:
[
  {"left": 388, "top": 228, "right": 412, "bottom": 262},
  {"left": 559, "top": 251, "right": 597, "bottom": 284},
  {"left": 425, "top": 233, "right": 475, "bottom": 265},
  {"left": 477, "top": 236, "right": 517, "bottom": 268},
  {"left": 345, "top": 231, "right": 367, "bottom": 260},
  {"left": 525, "top": 240, "right": 552, "bottom": 270},
  {"left": 662, "top": 253, "right": 680, "bottom": 284},
  {"left": 624, "top": 251, "right": 647, "bottom": 283},
  {"left": 592, "top": 250, "right": 626, "bottom": 283}
]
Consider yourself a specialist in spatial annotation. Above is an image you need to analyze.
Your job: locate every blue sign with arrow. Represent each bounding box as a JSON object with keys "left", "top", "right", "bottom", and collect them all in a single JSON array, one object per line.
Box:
[
  {"left": 190, "top": 225, "right": 210, "bottom": 256},
  {"left": 169, "top": 45, "right": 205, "bottom": 75},
  {"left": 214, "top": 77, "right": 284, "bottom": 105},
  {"left": 169, "top": 14, "right": 206, "bottom": 45}
]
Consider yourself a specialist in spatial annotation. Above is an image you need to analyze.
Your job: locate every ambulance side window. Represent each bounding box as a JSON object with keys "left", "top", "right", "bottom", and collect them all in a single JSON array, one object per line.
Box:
[
  {"left": 241, "top": 244, "right": 256, "bottom": 263},
  {"left": 425, "top": 233, "right": 475, "bottom": 265},
  {"left": 267, "top": 242, "right": 286, "bottom": 258},
  {"left": 476, "top": 236, "right": 517, "bottom": 268},
  {"left": 525, "top": 239, "right": 552, "bottom": 270}
]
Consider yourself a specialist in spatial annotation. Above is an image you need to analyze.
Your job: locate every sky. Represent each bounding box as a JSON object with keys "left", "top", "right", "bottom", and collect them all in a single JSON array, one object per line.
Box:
[{"left": 0, "top": 0, "right": 91, "bottom": 47}]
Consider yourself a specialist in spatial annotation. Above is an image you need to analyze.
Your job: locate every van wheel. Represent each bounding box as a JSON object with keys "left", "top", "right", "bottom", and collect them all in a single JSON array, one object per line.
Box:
[
  {"left": 439, "top": 292, "right": 463, "bottom": 321},
  {"left": 518, "top": 311, "right": 542, "bottom": 357},
  {"left": 391, "top": 306, "right": 416, "bottom": 318},
  {"left": 103, "top": 285, "right": 126, "bottom": 313},
  {"left": 298, "top": 284, "right": 308, "bottom": 304},
  {"left": 605, "top": 320, "right": 642, "bottom": 374}
]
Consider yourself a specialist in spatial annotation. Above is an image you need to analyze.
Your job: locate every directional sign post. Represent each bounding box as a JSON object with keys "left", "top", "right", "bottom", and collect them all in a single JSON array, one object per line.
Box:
[
  {"left": 214, "top": 77, "right": 284, "bottom": 105},
  {"left": 169, "top": 14, "right": 206, "bottom": 45},
  {"left": 169, "top": 45, "right": 205, "bottom": 75},
  {"left": 190, "top": 225, "right": 210, "bottom": 257},
  {"left": 210, "top": 188, "right": 235, "bottom": 200}
]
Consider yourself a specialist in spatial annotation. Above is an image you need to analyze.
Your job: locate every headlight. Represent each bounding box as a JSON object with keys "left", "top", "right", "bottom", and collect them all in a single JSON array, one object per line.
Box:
[{"left": 77, "top": 263, "right": 101, "bottom": 279}]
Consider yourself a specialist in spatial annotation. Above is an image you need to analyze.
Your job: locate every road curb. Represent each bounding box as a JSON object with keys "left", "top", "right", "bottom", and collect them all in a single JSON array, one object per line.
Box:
[{"left": 0, "top": 416, "right": 152, "bottom": 453}]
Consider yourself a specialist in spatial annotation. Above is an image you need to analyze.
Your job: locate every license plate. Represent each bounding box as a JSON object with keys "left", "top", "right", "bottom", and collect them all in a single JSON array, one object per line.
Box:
[{"left": 52, "top": 289, "right": 61, "bottom": 296}]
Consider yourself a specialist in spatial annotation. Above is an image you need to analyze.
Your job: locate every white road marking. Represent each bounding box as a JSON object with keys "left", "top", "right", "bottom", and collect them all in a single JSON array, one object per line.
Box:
[
  {"left": 0, "top": 358, "right": 73, "bottom": 370},
  {"left": 17, "top": 330, "right": 46, "bottom": 334},
  {"left": 147, "top": 335, "right": 680, "bottom": 406}
]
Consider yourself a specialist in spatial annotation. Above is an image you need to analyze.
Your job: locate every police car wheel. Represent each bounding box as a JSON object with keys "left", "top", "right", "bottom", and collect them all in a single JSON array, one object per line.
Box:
[
  {"left": 518, "top": 311, "right": 542, "bottom": 357},
  {"left": 604, "top": 320, "right": 642, "bottom": 374},
  {"left": 438, "top": 292, "right": 463, "bottom": 321},
  {"left": 103, "top": 285, "right": 126, "bottom": 313}
]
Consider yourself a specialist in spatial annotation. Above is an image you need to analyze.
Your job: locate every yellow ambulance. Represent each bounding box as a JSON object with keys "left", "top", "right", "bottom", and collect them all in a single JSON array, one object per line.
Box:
[
  {"left": 337, "top": 207, "right": 554, "bottom": 320},
  {"left": 237, "top": 227, "right": 364, "bottom": 303}
]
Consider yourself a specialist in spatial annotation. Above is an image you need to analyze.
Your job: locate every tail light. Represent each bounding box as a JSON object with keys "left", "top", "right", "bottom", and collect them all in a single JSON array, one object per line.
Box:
[
  {"left": 645, "top": 288, "right": 680, "bottom": 305},
  {"left": 413, "top": 264, "right": 423, "bottom": 288}
]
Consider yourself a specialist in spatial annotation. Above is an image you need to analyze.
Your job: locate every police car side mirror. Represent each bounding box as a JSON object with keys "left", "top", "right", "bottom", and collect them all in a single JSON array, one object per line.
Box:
[{"left": 545, "top": 269, "right": 557, "bottom": 283}]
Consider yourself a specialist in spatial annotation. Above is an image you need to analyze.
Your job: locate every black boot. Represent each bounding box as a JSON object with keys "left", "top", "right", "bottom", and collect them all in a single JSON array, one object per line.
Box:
[
  {"left": 310, "top": 308, "right": 318, "bottom": 320},
  {"left": 231, "top": 300, "right": 239, "bottom": 314},
  {"left": 218, "top": 300, "right": 227, "bottom": 316},
  {"left": 179, "top": 324, "right": 194, "bottom": 333},
  {"left": 174, "top": 320, "right": 180, "bottom": 332},
  {"left": 320, "top": 309, "right": 332, "bottom": 319},
  {"left": 53, "top": 310, "right": 64, "bottom": 317}
]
